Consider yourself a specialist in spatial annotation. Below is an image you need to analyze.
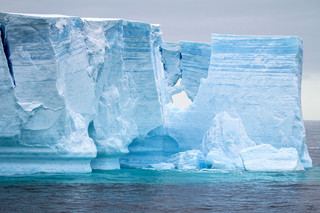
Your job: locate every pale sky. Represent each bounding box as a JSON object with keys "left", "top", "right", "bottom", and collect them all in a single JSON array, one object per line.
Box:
[{"left": 1, "top": 0, "right": 319, "bottom": 120}]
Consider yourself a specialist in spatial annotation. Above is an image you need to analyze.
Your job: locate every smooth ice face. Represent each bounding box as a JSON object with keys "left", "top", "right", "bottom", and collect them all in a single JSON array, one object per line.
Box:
[
  {"left": 239, "top": 144, "right": 304, "bottom": 171},
  {"left": 208, "top": 34, "right": 311, "bottom": 169}
]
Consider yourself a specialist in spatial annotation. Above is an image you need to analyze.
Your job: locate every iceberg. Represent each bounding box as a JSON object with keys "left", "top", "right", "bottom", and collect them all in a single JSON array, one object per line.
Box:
[{"left": 0, "top": 12, "right": 312, "bottom": 174}]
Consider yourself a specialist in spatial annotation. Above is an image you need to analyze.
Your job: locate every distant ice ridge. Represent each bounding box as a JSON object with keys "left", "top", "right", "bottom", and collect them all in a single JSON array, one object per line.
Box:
[{"left": 0, "top": 12, "right": 311, "bottom": 174}]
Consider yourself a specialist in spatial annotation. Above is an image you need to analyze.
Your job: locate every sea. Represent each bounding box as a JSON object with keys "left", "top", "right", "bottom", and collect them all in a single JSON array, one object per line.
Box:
[{"left": 0, "top": 121, "right": 319, "bottom": 212}]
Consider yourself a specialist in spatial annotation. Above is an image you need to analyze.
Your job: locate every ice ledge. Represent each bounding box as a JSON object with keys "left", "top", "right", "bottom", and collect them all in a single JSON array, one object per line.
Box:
[
  {"left": 240, "top": 144, "right": 304, "bottom": 172},
  {"left": 0, "top": 159, "right": 93, "bottom": 175},
  {"left": 0, "top": 146, "right": 96, "bottom": 175}
]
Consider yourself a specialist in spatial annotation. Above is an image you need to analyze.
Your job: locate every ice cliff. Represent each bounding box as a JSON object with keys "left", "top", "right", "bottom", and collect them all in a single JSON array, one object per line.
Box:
[{"left": 0, "top": 12, "right": 312, "bottom": 174}]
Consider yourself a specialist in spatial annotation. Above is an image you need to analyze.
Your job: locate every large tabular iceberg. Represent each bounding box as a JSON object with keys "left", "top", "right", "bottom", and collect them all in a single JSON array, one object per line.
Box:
[{"left": 0, "top": 12, "right": 312, "bottom": 174}]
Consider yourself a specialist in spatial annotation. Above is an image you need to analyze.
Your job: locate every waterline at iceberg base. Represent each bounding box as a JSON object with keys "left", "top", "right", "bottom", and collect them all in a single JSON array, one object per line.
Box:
[{"left": 0, "top": 12, "right": 312, "bottom": 175}]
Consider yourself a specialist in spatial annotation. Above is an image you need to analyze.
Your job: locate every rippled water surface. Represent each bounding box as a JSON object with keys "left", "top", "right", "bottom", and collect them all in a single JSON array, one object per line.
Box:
[{"left": 0, "top": 121, "right": 319, "bottom": 212}]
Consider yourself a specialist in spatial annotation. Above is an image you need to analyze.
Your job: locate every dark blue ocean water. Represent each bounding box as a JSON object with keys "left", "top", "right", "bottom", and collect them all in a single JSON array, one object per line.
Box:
[{"left": 0, "top": 121, "right": 319, "bottom": 212}]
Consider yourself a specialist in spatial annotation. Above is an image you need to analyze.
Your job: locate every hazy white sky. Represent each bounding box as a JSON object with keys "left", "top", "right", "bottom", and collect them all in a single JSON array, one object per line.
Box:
[{"left": 1, "top": 0, "right": 319, "bottom": 119}]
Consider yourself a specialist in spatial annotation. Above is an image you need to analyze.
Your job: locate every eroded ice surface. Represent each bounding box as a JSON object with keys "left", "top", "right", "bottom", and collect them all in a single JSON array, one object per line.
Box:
[
  {"left": 83, "top": 19, "right": 163, "bottom": 170},
  {"left": 202, "top": 111, "right": 255, "bottom": 169},
  {"left": 159, "top": 41, "right": 211, "bottom": 104},
  {"left": 0, "top": 12, "right": 312, "bottom": 174}
]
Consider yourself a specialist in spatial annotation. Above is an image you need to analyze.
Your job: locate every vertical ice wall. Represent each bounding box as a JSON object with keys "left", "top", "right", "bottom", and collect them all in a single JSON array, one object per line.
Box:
[
  {"left": 207, "top": 35, "right": 311, "bottom": 168},
  {"left": 159, "top": 42, "right": 181, "bottom": 104},
  {"left": 117, "top": 23, "right": 181, "bottom": 169},
  {"left": 84, "top": 19, "right": 164, "bottom": 170},
  {"left": 0, "top": 13, "right": 97, "bottom": 174},
  {"left": 84, "top": 19, "right": 136, "bottom": 170},
  {"left": 166, "top": 34, "right": 311, "bottom": 169},
  {"left": 0, "top": 13, "right": 167, "bottom": 173},
  {"left": 179, "top": 41, "right": 211, "bottom": 101},
  {"left": 0, "top": 30, "right": 22, "bottom": 140}
]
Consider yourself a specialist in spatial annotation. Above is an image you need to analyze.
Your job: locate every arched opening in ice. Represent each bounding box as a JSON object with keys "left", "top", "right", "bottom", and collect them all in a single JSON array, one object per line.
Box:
[
  {"left": 172, "top": 91, "right": 192, "bottom": 109},
  {"left": 119, "top": 126, "right": 180, "bottom": 168}
]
